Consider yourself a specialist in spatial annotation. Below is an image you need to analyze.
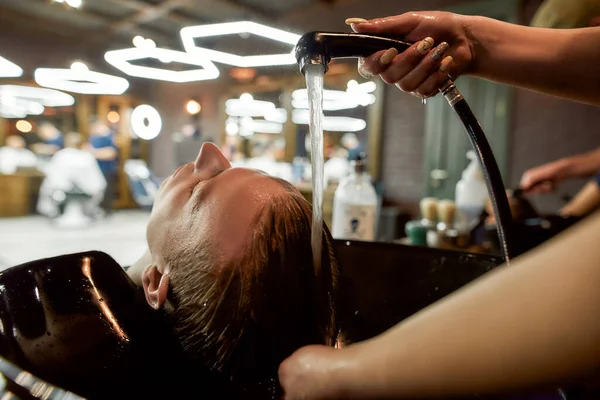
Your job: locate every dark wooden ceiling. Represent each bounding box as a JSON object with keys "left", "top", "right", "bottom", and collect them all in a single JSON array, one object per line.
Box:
[{"left": 0, "top": 0, "right": 342, "bottom": 50}]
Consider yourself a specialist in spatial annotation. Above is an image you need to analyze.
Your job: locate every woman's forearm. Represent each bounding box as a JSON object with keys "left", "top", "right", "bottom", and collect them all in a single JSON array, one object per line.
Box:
[
  {"left": 338, "top": 212, "right": 600, "bottom": 398},
  {"left": 466, "top": 16, "right": 600, "bottom": 105}
]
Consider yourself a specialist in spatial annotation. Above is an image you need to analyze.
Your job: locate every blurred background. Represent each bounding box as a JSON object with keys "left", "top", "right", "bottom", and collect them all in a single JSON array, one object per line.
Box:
[{"left": 0, "top": 0, "right": 599, "bottom": 267}]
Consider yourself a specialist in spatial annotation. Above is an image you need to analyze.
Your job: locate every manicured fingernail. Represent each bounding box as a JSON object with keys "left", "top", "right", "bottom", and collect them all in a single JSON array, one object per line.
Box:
[
  {"left": 380, "top": 48, "right": 398, "bottom": 65},
  {"left": 417, "top": 37, "right": 434, "bottom": 55},
  {"left": 345, "top": 18, "right": 368, "bottom": 25},
  {"left": 430, "top": 42, "right": 449, "bottom": 62},
  {"left": 358, "top": 58, "right": 373, "bottom": 79},
  {"left": 439, "top": 56, "right": 453, "bottom": 72}
]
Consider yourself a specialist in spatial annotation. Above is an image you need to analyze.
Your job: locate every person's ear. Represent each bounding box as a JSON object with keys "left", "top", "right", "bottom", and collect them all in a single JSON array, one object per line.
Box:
[{"left": 142, "top": 265, "right": 170, "bottom": 310}]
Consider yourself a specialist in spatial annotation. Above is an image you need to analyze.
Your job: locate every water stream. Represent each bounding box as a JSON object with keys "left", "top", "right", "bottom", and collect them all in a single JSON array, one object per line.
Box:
[{"left": 305, "top": 64, "right": 326, "bottom": 271}]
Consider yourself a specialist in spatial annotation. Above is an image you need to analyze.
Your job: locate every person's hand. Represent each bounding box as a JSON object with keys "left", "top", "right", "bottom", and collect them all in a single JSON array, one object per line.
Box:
[
  {"left": 520, "top": 159, "right": 571, "bottom": 194},
  {"left": 346, "top": 12, "right": 475, "bottom": 98},
  {"left": 279, "top": 345, "right": 347, "bottom": 400}
]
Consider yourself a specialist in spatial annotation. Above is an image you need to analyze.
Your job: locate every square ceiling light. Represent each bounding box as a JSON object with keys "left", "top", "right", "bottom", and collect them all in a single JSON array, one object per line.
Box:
[{"left": 180, "top": 21, "right": 301, "bottom": 67}]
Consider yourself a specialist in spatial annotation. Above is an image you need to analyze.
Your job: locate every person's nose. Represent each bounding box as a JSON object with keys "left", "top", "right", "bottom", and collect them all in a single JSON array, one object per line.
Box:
[{"left": 194, "top": 142, "right": 231, "bottom": 174}]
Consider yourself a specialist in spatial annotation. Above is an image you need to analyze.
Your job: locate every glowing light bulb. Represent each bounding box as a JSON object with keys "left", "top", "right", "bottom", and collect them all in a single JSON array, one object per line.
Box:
[
  {"left": 66, "top": 0, "right": 82, "bottom": 8},
  {"left": 132, "top": 36, "right": 145, "bottom": 48},
  {"left": 144, "top": 39, "right": 156, "bottom": 49},
  {"left": 226, "top": 122, "right": 239, "bottom": 136},
  {"left": 70, "top": 61, "right": 89, "bottom": 73},
  {"left": 16, "top": 120, "right": 32, "bottom": 133},
  {"left": 240, "top": 93, "right": 253, "bottom": 102},
  {"left": 185, "top": 100, "right": 201, "bottom": 115},
  {"left": 107, "top": 111, "right": 120, "bottom": 123}
]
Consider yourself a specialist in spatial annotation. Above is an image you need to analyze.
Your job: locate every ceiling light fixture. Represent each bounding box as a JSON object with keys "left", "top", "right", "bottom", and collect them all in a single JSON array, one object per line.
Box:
[
  {"left": 0, "top": 56, "right": 23, "bottom": 78},
  {"left": 292, "top": 110, "right": 367, "bottom": 132},
  {"left": 65, "top": 0, "right": 83, "bottom": 8},
  {"left": 34, "top": 62, "right": 129, "bottom": 95},
  {"left": 0, "top": 85, "right": 74, "bottom": 107},
  {"left": 180, "top": 21, "right": 301, "bottom": 67},
  {"left": 0, "top": 85, "right": 74, "bottom": 118},
  {"left": 240, "top": 118, "right": 283, "bottom": 134},
  {"left": 292, "top": 88, "right": 376, "bottom": 111},
  {"left": 105, "top": 46, "right": 220, "bottom": 83},
  {"left": 131, "top": 105, "right": 162, "bottom": 140}
]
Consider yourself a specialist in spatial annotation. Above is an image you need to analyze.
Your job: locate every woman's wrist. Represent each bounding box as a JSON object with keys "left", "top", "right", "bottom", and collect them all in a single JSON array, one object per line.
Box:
[{"left": 460, "top": 15, "right": 483, "bottom": 75}]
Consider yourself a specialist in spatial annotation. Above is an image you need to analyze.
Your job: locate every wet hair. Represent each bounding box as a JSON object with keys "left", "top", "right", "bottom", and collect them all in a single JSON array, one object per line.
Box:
[{"left": 166, "top": 177, "right": 339, "bottom": 384}]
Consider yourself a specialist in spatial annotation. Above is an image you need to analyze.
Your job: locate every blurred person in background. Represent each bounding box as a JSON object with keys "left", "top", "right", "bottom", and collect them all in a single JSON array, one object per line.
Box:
[
  {"left": 85, "top": 118, "right": 118, "bottom": 214},
  {"left": 31, "top": 121, "right": 64, "bottom": 159},
  {"left": 340, "top": 132, "right": 362, "bottom": 161},
  {"left": 37, "top": 132, "right": 106, "bottom": 219},
  {"left": 0, "top": 135, "right": 38, "bottom": 174},
  {"left": 520, "top": 147, "right": 600, "bottom": 217}
]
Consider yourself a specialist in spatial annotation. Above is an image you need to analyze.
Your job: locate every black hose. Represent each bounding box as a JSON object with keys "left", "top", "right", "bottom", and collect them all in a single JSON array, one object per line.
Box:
[{"left": 451, "top": 99, "right": 514, "bottom": 262}]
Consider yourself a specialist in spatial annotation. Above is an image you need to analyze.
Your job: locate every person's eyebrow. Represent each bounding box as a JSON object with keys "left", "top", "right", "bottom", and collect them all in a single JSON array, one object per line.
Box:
[{"left": 189, "top": 169, "right": 226, "bottom": 210}]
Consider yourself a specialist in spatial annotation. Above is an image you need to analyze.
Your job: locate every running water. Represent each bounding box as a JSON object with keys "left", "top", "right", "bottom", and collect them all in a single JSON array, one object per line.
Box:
[{"left": 305, "top": 64, "right": 326, "bottom": 271}]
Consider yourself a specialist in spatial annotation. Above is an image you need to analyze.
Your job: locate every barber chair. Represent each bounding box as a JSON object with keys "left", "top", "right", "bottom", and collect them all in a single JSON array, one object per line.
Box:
[
  {"left": 51, "top": 186, "right": 94, "bottom": 229},
  {"left": 124, "top": 160, "right": 160, "bottom": 210},
  {"left": 0, "top": 243, "right": 581, "bottom": 399}
]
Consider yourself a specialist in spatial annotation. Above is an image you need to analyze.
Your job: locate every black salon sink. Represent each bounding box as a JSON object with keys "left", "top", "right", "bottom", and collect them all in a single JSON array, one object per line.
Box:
[
  {"left": 334, "top": 240, "right": 501, "bottom": 344},
  {"left": 0, "top": 242, "right": 505, "bottom": 399}
]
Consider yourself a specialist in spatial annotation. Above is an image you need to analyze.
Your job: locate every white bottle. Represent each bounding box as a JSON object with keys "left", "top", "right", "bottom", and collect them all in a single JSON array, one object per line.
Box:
[
  {"left": 331, "top": 154, "right": 378, "bottom": 241},
  {"left": 455, "top": 151, "right": 489, "bottom": 230}
]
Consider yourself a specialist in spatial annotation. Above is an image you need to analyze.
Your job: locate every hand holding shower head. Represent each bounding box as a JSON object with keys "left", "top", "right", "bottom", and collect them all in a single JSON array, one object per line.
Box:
[{"left": 294, "top": 31, "right": 516, "bottom": 261}]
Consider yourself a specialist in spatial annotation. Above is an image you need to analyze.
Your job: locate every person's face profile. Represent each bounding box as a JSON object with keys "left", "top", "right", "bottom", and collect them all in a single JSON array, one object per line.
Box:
[{"left": 146, "top": 142, "right": 289, "bottom": 270}]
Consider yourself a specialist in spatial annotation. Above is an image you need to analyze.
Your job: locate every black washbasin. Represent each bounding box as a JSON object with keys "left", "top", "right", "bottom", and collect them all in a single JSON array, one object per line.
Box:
[
  {"left": 334, "top": 240, "right": 502, "bottom": 344},
  {"left": 0, "top": 243, "right": 504, "bottom": 399}
]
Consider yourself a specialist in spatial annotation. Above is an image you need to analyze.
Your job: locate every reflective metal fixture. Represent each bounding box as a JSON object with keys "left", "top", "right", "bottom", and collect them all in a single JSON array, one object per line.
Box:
[
  {"left": 0, "top": 56, "right": 23, "bottom": 78},
  {"left": 0, "top": 85, "right": 74, "bottom": 119},
  {"left": 180, "top": 21, "right": 301, "bottom": 67},
  {"left": 34, "top": 61, "right": 129, "bottom": 95},
  {"left": 104, "top": 36, "right": 220, "bottom": 83}
]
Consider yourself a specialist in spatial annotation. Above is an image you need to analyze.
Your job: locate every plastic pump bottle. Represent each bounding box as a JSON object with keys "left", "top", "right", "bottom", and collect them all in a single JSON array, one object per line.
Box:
[
  {"left": 331, "top": 153, "right": 378, "bottom": 241},
  {"left": 455, "top": 151, "right": 489, "bottom": 230}
]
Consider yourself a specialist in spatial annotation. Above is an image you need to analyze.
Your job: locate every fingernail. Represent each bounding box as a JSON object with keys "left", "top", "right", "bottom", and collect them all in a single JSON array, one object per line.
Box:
[
  {"left": 439, "top": 56, "right": 453, "bottom": 72},
  {"left": 358, "top": 58, "right": 373, "bottom": 79},
  {"left": 430, "top": 42, "right": 449, "bottom": 62},
  {"left": 380, "top": 48, "right": 398, "bottom": 65},
  {"left": 345, "top": 17, "right": 368, "bottom": 25},
  {"left": 416, "top": 37, "right": 434, "bottom": 55}
]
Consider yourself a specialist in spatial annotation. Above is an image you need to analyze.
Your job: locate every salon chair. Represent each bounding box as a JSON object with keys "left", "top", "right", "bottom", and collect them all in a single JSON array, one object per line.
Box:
[
  {"left": 124, "top": 160, "right": 160, "bottom": 210},
  {"left": 51, "top": 186, "right": 94, "bottom": 228}
]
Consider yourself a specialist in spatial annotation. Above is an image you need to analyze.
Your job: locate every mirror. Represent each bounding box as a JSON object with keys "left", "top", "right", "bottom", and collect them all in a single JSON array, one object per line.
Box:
[{"left": 218, "top": 64, "right": 385, "bottom": 181}]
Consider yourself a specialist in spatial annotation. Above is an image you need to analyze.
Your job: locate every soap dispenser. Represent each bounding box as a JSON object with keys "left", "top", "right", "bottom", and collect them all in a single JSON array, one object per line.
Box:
[{"left": 455, "top": 151, "right": 489, "bottom": 231}]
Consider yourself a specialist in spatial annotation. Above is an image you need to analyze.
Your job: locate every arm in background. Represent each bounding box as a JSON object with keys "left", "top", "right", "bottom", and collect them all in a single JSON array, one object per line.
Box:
[{"left": 521, "top": 147, "right": 600, "bottom": 192}]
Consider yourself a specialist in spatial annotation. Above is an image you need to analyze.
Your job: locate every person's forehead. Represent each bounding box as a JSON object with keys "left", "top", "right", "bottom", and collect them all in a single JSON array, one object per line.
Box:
[{"left": 202, "top": 172, "right": 289, "bottom": 260}]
